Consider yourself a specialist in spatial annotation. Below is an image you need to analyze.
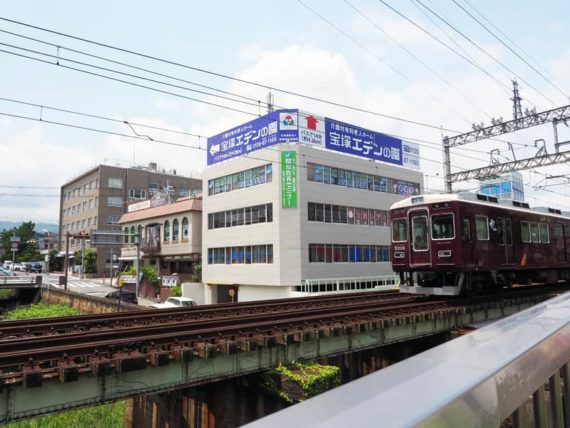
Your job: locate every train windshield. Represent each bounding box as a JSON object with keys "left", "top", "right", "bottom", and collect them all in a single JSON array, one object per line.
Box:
[
  {"left": 431, "top": 214, "right": 454, "bottom": 240},
  {"left": 412, "top": 216, "right": 429, "bottom": 251},
  {"left": 392, "top": 219, "right": 408, "bottom": 242}
]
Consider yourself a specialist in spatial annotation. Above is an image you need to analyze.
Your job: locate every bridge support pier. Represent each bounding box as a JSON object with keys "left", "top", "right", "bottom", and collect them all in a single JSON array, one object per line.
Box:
[{"left": 125, "top": 376, "right": 288, "bottom": 428}]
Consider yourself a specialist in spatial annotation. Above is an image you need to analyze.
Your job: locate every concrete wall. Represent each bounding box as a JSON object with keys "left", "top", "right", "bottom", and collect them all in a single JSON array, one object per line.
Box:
[{"left": 41, "top": 287, "right": 146, "bottom": 313}]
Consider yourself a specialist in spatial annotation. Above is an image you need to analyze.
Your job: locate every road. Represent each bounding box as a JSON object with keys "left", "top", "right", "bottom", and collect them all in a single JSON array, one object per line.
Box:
[{"left": 43, "top": 274, "right": 116, "bottom": 298}]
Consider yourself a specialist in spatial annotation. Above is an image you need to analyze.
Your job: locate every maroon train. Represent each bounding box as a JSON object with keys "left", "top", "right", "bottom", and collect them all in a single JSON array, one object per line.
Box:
[{"left": 389, "top": 193, "right": 570, "bottom": 296}]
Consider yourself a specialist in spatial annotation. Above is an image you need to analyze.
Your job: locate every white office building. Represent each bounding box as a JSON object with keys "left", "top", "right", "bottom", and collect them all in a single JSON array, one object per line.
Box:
[{"left": 202, "top": 110, "right": 423, "bottom": 303}]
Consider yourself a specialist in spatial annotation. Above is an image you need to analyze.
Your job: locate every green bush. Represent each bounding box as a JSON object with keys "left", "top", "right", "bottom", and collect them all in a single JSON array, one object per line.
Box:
[
  {"left": 142, "top": 266, "right": 158, "bottom": 284},
  {"left": 6, "top": 400, "right": 125, "bottom": 428},
  {"left": 6, "top": 303, "right": 80, "bottom": 320},
  {"left": 171, "top": 285, "right": 182, "bottom": 297},
  {"left": 192, "top": 263, "right": 202, "bottom": 282}
]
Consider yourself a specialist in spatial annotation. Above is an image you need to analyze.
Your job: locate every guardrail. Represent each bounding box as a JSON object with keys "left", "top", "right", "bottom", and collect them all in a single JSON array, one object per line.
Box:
[
  {"left": 0, "top": 275, "right": 42, "bottom": 288},
  {"left": 298, "top": 275, "right": 399, "bottom": 296},
  {"left": 247, "top": 291, "right": 570, "bottom": 427}
]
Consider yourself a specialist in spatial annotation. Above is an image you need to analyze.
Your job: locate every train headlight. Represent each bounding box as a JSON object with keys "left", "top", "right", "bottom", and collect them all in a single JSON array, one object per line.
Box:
[{"left": 394, "top": 252, "right": 405, "bottom": 259}]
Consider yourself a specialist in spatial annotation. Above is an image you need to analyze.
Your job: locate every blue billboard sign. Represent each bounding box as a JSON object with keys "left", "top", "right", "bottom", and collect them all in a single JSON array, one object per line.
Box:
[
  {"left": 207, "top": 109, "right": 420, "bottom": 170},
  {"left": 207, "top": 110, "right": 298, "bottom": 165},
  {"left": 324, "top": 118, "right": 403, "bottom": 166}
]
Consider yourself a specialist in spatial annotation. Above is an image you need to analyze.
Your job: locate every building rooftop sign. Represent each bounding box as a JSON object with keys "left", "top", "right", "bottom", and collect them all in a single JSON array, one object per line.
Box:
[{"left": 207, "top": 109, "right": 420, "bottom": 170}]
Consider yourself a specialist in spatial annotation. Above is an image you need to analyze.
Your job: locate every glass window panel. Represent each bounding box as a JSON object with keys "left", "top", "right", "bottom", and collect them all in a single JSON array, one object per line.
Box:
[
  {"left": 267, "top": 203, "right": 273, "bottom": 222},
  {"left": 324, "top": 204, "right": 332, "bottom": 223},
  {"left": 267, "top": 245, "right": 273, "bottom": 263},
  {"left": 331, "top": 168, "right": 339, "bottom": 185},
  {"left": 308, "top": 203, "right": 316, "bottom": 221},
  {"left": 521, "top": 221, "right": 531, "bottom": 242},
  {"left": 315, "top": 204, "right": 324, "bottom": 222},
  {"left": 354, "top": 208, "right": 361, "bottom": 225},
  {"left": 531, "top": 223, "right": 540, "bottom": 243},
  {"left": 476, "top": 216, "right": 489, "bottom": 240},
  {"left": 339, "top": 206, "right": 347, "bottom": 223},
  {"left": 412, "top": 216, "right": 429, "bottom": 250},
  {"left": 540, "top": 223, "right": 549, "bottom": 243},
  {"left": 347, "top": 207, "right": 355, "bottom": 224},
  {"left": 332, "top": 205, "right": 340, "bottom": 223},
  {"left": 245, "top": 207, "right": 252, "bottom": 225},
  {"left": 362, "top": 209, "right": 368, "bottom": 225},
  {"left": 431, "top": 214, "right": 455, "bottom": 240},
  {"left": 325, "top": 244, "right": 333, "bottom": 263}
]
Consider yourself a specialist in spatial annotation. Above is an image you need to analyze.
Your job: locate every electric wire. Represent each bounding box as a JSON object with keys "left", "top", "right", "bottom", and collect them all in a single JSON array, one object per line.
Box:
[
  {"left": 0, "top": 15, "right": 473, "bottom": 133},
  {"left": 0, "top": 25, "right": 537, "bottom": 150},
  {"left": 452, "top": 0, "right": 567, "bottom": 99},
  {"left": 460, "top": 0, "right": 567, "bottom": 92},
  {"left": 343, "top": 0, "right": 493, "bottom": 119},
  {"left": 414, "top": 0, "right": 558, "bottom": 107},
  {"left": 296, "top": 0, "right": 475, "bottom": 126}
]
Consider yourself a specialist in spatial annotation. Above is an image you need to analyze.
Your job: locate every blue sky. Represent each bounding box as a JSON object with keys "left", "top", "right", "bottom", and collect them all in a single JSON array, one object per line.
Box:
[{"left": 1, "top": 0, "right": 569, "bottom": 223}]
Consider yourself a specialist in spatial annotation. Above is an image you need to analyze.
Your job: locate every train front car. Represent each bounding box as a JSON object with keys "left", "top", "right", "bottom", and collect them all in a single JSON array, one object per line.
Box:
[{"left": 391, "top": 194, "right": 465, "bottom": 296}]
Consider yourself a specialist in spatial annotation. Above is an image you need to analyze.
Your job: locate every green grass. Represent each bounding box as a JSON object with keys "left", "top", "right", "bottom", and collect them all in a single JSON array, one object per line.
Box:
[
  {"left": 4, "top": 303, "right": 80, "bottom": 320},
  {"left": 6, "top": 401, "right": 125, "bottom": 428}
]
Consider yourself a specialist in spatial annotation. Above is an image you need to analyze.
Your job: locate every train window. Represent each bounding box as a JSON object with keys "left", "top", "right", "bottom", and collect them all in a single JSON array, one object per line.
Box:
[
  {"left": 531, "top": 222, "right": 540, "bottom": 243},
  {"left": 463, "top": 219, "right": 471, "bottom": 240},
  {"left": 431, "top": 214, "right": 454, "bottom": 240},
  {"left": 476, "top": 216, "right": 489, "bottom": 240},
  {"left": 540, "top": 224, "right": 549, "bottom": 243},
  {"left": 412, "top": 216, "right": 429, "bottom": 251},
  {"left": 392, "top": 219, "right": 408, "bottom": 242},
  {"left": 521, "top": 221, "right": 531, "bottom": 243}
]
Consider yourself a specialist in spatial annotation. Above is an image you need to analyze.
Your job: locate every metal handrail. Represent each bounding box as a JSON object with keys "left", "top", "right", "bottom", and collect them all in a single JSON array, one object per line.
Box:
[{"left": 247, "top": 291, "right": 570, "bottom": 427}]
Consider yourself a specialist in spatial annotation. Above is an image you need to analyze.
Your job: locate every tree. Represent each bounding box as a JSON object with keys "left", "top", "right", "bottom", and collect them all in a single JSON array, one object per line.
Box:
[
  {"left": 84, "top": 250, "right": 97, "bottom": 274},
  {"left": 0, "top": 221, "right": 41, "bottom": 262},
  {"left": 192, "top": 263, "right": 202, "bottom": 283}
]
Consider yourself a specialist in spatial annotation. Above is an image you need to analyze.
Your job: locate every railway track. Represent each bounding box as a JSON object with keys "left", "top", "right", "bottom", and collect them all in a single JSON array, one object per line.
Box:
[
  {"left": 0, "top": 284, "right": 564, "bottom": 386},
  {"left": 0, "top": 289, "right": 406, "bottom": 339}
]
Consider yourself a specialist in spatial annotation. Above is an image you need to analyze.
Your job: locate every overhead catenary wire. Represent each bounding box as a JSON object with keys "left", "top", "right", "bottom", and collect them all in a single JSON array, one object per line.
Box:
[
  {"left": 451, "top": 0, "right": 567, "bottom": 99},
  {"left": 0, "top": 25, "right": 536, "bottom": 151},
  {"left": 460, "top": 0, "right": 568, "bottom": 93},
  {"left": 343, "top": 0, "right": 493, "bottom": 120},
  {"left": 296, "top": 0, "right": 476, "bottom": 127},
  {"left": 0, "top": 15, "right": 469, "bottom": 133},
  {"left": 413, "top": 0, "right": 559, "bottom": 107}
]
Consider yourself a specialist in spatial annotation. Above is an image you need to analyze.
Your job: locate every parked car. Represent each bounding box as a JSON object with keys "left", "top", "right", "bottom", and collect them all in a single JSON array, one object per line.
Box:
[
  {"left": 151, "top": 297, "right": 198, "bottom": 309},
  {"left": 104, "top": 291, "right": 138, "bottom": 305},
  {"left": 0, "top": 267, "right": 13, "bottom": 276},
  {"left": 27, "top": 262, "right": 43, "bottom": 273},
  {"left": 12, "top": 263, "right": 24, "bottom": 272},
  {"left": 3, "top": 261, "right": 13, "bottom": 270}
]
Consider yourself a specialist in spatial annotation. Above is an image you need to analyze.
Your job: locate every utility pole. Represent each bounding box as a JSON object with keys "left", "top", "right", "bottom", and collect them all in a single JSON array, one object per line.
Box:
[
  {"left": 135, "top": 233, "right": 141, "bottom": 298},
  {"left": 443, "top": 136, "right": 452, "bottom": 193},
  {"left": 511, "top": 80, "right": 523, "bottom": 124},
  {"left": 267, "top": 90, "right": 274, "bottom": 114}
]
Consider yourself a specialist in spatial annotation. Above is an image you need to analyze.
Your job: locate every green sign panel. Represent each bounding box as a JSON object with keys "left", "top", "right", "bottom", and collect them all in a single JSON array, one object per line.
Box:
[{"left": 281, "top": 150, "right": 297, "bottom": 208}]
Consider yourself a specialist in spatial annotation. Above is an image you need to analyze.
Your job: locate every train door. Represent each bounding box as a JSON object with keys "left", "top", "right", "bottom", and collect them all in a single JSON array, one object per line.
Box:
[
  {"left": 409, "top": 209, "right": 431, "bottom": 267},
  {"left": 462, "top": 217, "right": 474, "bottom": 265},
  {"left": 497, "top": 217, "right": 514, "bottom": 265}
]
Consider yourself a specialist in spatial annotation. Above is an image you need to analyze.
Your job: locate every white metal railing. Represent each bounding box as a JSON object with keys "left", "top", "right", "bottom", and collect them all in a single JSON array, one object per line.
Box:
[
  {"left": 297, "top": 275, "right": 399, "bottom": 296},
  {"left": 247, "top": 291, "right": 570, "bottom": 427}
]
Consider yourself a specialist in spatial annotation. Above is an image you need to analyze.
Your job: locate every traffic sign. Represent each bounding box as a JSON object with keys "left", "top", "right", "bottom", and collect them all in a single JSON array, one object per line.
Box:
[{"left": 10, "top": 236, "right": 20, "bottom": 242}]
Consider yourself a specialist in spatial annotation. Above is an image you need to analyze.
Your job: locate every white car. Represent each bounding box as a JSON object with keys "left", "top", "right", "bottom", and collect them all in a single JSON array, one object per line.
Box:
[{"left": 151, "top": 297, "right": 198, "bottom": 309}]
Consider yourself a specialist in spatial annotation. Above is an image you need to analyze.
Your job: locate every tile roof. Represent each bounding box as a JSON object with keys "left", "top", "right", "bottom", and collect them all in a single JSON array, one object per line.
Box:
[{"left": 119, "top": 197, "right": 202, "bottom": 224}]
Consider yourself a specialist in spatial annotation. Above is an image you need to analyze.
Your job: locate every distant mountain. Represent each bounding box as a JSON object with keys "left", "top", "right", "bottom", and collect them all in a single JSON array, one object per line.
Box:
[{"left": 0, "top": 221, "right": 58, "bottom": 233}]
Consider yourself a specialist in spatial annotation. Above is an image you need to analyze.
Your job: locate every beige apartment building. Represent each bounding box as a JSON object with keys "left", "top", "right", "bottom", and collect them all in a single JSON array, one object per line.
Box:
[
  {"left": 59, "top": 163, "right": 201, "bottom": 274},
  {"left": 118, "top": 196, "right": 202, "bottom": 279}
]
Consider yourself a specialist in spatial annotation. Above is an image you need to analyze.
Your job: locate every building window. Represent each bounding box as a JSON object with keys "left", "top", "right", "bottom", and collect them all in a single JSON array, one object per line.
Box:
[
  {"left": 148, "top": 183, "right": 158, "bottom": 194},
  {"left": 106, "top": 215, "right": 119, "bottom": 225},
  {"left": 124, "top": 227, "right": 129, "bottom": 243},
  {"left": 309, "top": 244, "right": 389, "bottom": 263},
  {"left": 179, "top": 187, "right": 190, "bottom": 197},
  {"left": 207, "top": 204, "right": 273, "bottom": 229},
  {"left": 164, "top": 220, "right": 170, "bottom": 242},
  {"left": 108, "top": 177, "right": 123, "bottom": 189},
  {"left": 128, "top": 188, "right": 147, "bottom": 199},
  {"left": 172, "top": 219, "right": 179, "bottom": 241},
  {"left": 208, "top": 164, "right": 272, "bottom": 196},
  {"left": 107, "top": 196, "right": 122, "bottom": 207},
  {"left": 308, "top": 203, "right": 389, "bottom": 227},
  {"left": 182, "top": 217, "right": 189, "bottom": 240},
  {"left": 306, "top": 162, "right": 419, "bottom": 196},
  {"left": 130, "top": 226, "right": 136, "bottom": 244},
  {"left": 208, "top": 244, "right": 273, "bottom": 264}
]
